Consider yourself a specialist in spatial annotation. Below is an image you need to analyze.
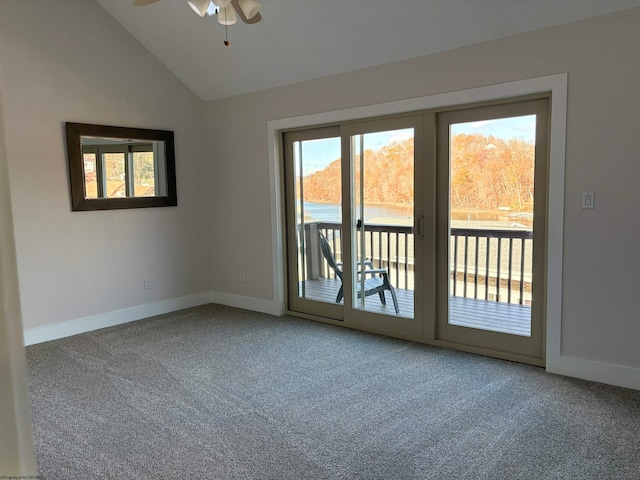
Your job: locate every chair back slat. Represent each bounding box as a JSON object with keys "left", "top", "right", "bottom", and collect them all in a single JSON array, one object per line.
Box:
[{"left": 318, "top": 232, "right": 342, "bottom": 278}]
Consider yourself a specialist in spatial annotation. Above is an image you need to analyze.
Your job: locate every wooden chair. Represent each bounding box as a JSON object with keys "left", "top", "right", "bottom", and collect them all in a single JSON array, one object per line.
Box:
[{"left": 318, "top": 232, "right": 400, "bottom": 315}]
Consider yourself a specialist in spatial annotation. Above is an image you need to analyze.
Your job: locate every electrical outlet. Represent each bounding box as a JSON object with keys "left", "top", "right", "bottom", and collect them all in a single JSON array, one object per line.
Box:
[
  {"left": 144, "top": 278, "right": 151, "bottom": 290},
  {"left": 240, "top": 272, "right": 246, "bottom": 283}
]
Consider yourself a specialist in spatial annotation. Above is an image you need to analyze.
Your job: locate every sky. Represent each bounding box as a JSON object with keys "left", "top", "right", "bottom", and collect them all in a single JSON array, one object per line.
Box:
[
  {"left": 451, "top": 115, "right": 536, "bottom": 144},
  {"left": 298, "top": 129, "right": 413, "bottom": 175},
  {"left": 296, "top": 115, "right": 536, "bottom": 175}
]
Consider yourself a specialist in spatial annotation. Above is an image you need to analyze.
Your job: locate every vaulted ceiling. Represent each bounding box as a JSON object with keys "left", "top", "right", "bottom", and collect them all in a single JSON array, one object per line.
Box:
[{"left": 96, "top": 0, "right": 640, "bottom": 101}]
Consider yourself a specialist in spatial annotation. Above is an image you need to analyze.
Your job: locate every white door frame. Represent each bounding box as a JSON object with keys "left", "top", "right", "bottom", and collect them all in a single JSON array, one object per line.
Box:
[{"left": 268, "top": 73, "right": 567, "bottom": 370}]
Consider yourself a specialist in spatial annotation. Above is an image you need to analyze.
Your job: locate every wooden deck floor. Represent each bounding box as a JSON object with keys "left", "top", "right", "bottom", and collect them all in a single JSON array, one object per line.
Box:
[{"left": 299, "top": 278, "right": 531, "bottom": 336}]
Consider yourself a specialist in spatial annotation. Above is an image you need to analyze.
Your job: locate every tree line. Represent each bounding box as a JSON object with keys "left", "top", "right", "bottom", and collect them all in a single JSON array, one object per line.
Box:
[{"left": 302, "top": 134, "right": 535, "bottom": 212}]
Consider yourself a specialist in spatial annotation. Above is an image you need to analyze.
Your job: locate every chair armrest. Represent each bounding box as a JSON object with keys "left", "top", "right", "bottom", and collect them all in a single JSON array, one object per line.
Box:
[
  {"left": 338, "top": 261, "right": 375, "bottom": 269},
  {"left": 362, "top": 268, "right": 387, "bottom": 275}
]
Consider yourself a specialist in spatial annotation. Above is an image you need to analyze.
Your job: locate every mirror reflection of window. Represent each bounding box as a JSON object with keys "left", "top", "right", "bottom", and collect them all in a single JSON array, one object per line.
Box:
[
  {"left": 80, "top": 138, "right": 168, "bottom": 200},
  {"left": 104, "top": 152, "right": 126, "bottom": 198},
  {"left": 82, "top": 152, "right": 98, "bottom": 199},
  {"left": 130, "top": 145, "right": 156, "bottom": 197}
]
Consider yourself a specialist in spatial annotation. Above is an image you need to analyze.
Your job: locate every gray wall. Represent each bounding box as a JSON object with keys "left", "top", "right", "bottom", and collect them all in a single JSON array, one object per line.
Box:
[
  {"left": 0, "top": 1, "right": 211, "bottom": 330},
  {"left": 203, "top": 9, "right": 640, "bottom": 370}
]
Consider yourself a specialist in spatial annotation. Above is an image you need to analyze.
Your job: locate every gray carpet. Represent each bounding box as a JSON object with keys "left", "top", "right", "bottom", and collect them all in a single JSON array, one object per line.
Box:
[{"left": 27, "top": 304, "right": 640, "bottom": 480}]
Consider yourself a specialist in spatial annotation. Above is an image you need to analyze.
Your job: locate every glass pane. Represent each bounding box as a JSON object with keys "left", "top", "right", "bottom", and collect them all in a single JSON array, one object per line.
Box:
[
  {"left": 351, "top": 128, "right": 414, "bottom": 318},
  {"left": 448, "top": 115, "right": 535, "bottom": 336},
  {"left": 83, "top": 153, "right": 98, "bottom": 199},
  {"left": 103, "top": 153, "right": 126, "bottom": 198},
  {"left": 294, "top": 137, "right": 342, "bottom": 304},
  {"left": 133, "top": 151, "right": 156, "bottom": 197}
]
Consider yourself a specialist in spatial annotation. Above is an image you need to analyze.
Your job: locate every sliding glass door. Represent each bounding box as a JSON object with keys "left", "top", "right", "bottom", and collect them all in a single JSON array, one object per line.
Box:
[
  {"left": 341, "top": 117, "right": 424, "bottom": 338},
  {"left": 284, "top": 127, "right": 344, "bottom": 320},
  {"left": 283, "top": 97, "right": 549, "bottom": 365},
  {"left": 435, "top": 99, "right": 549, "bottom": 364},
  {"left": 284, "top": 116, "right": 424, "bottom": 339}
]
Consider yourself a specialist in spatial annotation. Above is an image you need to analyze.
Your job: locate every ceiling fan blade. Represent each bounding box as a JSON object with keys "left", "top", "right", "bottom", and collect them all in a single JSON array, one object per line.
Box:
[
  {"left": 243, "top": 11, "right": 262, "bottom": 24},
  {"left": 231, "top": 0, "right": 262, "bottom": 24},
  {"left": 133, "top": 0, "right": 162, "bottom": 6}
]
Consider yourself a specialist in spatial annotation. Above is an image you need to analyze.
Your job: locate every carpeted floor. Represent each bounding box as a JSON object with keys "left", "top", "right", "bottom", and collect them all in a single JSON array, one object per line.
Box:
[{"left": 27, "top": 304, "right": 640, "bottom": 479}]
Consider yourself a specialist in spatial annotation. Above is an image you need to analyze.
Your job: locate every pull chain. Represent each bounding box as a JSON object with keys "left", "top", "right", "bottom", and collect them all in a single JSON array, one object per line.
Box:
[{"left": 224, "top": 7, "right": 230, "bottom": 46}]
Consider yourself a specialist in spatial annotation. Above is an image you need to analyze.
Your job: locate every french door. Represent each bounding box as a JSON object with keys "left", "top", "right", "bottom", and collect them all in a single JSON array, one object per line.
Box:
[{"left": 284, "top": 97, "right": 549, "bottom": 365}]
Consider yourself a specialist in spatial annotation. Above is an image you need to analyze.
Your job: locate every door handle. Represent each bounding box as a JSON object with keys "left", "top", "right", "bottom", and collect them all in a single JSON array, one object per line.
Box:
[
  {"left": 356, "top": 219, "right": 363, "bottom": 229},
  {"left": 415, "top": 216, "right": 424, "bottom": 237}
]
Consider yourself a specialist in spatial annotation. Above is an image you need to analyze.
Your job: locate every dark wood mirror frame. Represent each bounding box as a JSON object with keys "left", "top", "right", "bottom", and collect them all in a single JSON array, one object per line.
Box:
[{"left": 66, "top": 122, "right": 177, "bottom": 211}]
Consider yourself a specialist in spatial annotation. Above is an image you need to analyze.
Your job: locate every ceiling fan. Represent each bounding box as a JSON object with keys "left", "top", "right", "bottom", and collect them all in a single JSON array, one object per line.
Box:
[{"left": 133, "top": 0, "right": 262, "bottom": 26}]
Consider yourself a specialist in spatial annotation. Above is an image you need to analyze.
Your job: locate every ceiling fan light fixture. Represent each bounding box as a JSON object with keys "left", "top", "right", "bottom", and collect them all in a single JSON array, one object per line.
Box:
[
  {"left": 187, "top": 0, "right": 211, "bottom": 17},
  {"left": 218, "top": 5, "right": 237, "bottom": 25},
  {"left": 213, "top": 0, "right": 232, "bottom": 8},
  {"left": 238, "top": 0, "right": 262, "bottom": 20}
]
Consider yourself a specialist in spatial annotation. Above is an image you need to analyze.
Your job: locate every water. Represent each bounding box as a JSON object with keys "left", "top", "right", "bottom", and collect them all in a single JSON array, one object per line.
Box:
[
  {"left": 301, "top": 202, "right": 414, "bottom": 223},
  {"left": 301, "top": 201, "right": 534, "bottom": 229}
]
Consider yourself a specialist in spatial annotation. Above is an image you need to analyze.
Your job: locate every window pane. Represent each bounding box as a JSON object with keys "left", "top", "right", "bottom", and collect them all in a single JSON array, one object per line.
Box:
[
  {"left": 351, "top": 128, "right": 414, "bottom": 319},
  {"left": 294, "top": 137, "right": 342, "bottom": 304},
  {"left": 133, "top": 151, "right": 156, "bottom": 197},
  {"left": 104, "top": 153, "right": 126, "bottom": 198},
  {"left": 83, "top": 153, "right": 98, "bottom": 199},
  {"left": 448, "top": 114, "right": 535, "bottom": 336}
]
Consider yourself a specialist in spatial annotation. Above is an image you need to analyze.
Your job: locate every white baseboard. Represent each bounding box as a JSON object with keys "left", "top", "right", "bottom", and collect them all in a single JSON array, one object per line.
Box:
[
  {"left": 547, "top": 355, "right": 640, "bottom": 391},
  {"left": 24, "top": 291, "right": 214, "bottom": 346},
  {"left": 210, "top": 291, "right": 284, "bottom": 317}
]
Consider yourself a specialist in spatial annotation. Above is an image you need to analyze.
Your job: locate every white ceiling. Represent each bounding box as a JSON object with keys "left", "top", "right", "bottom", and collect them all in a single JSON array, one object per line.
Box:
[{"left": 96, "top": 0, "right": 640, "bottom": 102}]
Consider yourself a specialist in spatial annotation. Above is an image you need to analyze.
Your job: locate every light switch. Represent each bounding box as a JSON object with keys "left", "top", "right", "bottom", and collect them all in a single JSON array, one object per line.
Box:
[{"left": 582, "top": 191, "right": 595, "bottom": 209}]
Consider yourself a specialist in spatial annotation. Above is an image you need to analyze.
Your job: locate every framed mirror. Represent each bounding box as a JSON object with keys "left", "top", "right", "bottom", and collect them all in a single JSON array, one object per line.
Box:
[{"left": 66, "top": 122, "right": 177, "bottom": 211}]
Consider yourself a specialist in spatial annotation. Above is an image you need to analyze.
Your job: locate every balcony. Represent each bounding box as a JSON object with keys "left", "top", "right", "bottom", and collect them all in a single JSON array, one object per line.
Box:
[{"left": 297, "top": 221, "right": 532, "bottom": 336}]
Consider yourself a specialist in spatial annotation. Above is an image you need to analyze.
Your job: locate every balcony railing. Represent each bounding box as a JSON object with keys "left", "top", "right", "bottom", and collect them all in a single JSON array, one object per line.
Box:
[
  {"left": 300, "top": 221, "right": 532, "bottom": 306},
  {"left": 450, "top": 228, "right": 532, "bottom": 305}
]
